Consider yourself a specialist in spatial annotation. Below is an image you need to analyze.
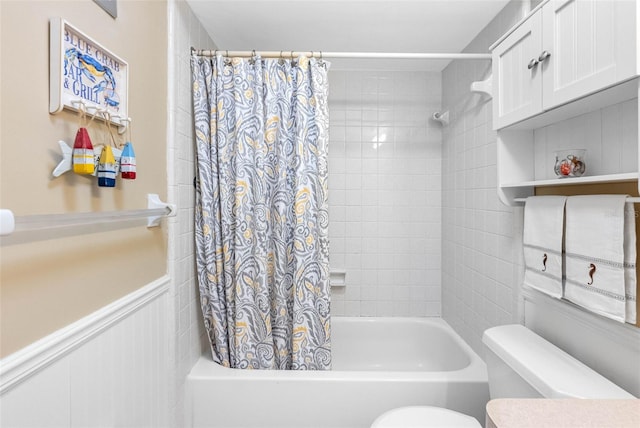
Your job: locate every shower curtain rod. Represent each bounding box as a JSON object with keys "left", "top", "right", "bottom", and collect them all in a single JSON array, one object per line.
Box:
[{"left": 191, "top": 48, "right": 491, "bottom": 60}]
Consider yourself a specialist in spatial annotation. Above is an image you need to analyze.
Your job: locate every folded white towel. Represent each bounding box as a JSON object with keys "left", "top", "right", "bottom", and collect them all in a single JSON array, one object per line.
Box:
[
  {"left": 623, "top": 203, "right": 637, "bottom": 324},
  {"left": 523, "top": 196, "right": 567, "bottom": 298},
  {"left": 564, "top": 195, "right": 634, "bottom": 323}
]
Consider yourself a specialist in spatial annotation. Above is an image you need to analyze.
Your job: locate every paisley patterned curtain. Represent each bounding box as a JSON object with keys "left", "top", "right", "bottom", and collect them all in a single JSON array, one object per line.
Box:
[{"left": 191, "top": 54, "right": 331, "bottom": 370}]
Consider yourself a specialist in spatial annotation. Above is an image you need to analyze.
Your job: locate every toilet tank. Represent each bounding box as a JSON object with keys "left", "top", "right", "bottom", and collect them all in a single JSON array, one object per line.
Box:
[{"left": 482, "top": 325, "right": 635, "bottom": 399}]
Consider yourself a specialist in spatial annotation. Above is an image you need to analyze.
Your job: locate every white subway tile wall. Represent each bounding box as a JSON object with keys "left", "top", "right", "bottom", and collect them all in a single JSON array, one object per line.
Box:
[
  {"left": 441, "top": 0, "right": 529, "bottom": 353},
  {"left": 328, "top": 70, "right": 443, "bottom": 317},
  {"left": 167, "top": 1, "right": 215, "bottom": 425}
]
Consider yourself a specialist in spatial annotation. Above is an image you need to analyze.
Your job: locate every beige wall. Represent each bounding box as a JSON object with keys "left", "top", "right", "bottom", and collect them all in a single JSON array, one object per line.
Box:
[{"left": 0, "top": 0, "right": 168, "bottom": 357}]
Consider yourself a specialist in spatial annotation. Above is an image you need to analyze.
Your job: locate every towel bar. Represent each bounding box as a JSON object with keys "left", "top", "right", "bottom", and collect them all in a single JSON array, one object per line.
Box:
[
  {"left": 0, "top": 194, "right": 175, "bottom": 237},
  {"left": 514, "top": 197, "right": 640, "bottom": 204}
]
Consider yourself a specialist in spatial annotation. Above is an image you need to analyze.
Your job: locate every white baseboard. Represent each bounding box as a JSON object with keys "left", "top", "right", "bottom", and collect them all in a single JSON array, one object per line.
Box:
[{"left": 0, "top": 275, "right": 169, "bottom": 394}]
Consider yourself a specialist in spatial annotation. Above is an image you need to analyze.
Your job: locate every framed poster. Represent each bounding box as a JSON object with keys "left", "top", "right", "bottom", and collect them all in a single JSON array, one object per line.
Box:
[{"left": 49, "top": 18, "right": 128, "bottom": 129}]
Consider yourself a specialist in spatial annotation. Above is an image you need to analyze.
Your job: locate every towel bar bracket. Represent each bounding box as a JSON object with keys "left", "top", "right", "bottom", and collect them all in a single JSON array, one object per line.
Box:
[{"left": 147, "top": 193, "right": 176, "bottom": 227}]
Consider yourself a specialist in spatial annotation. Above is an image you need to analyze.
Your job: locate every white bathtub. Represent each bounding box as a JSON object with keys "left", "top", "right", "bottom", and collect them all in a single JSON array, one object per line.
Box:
[{"left": 187, "top": 317, "right": 489, "bottom": 428}]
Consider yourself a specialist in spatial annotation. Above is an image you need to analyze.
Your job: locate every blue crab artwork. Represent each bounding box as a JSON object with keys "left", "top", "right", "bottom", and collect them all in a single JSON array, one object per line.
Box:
[{"left": 65, "top": 48, "right": 120, "bottom": 108}]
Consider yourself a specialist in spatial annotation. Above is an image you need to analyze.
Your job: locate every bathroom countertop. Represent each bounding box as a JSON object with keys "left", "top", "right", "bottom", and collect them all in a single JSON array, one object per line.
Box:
[{"left": 486, "top": 399, "right": 640, "bottom": 428}]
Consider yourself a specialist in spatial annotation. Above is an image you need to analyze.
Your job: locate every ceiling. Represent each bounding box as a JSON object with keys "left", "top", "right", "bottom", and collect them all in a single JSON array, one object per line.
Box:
[{"left": 186, "top": 0, "right": 510, "bottom": 71}]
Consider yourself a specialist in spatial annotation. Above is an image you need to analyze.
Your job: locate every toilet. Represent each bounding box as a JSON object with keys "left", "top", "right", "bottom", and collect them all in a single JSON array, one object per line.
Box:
[
  {"left": 370, "top": 406, "right": 482, "bottom": 428},
  {"left": 370, "top": 324, "right": 634, "bottom": 428}
]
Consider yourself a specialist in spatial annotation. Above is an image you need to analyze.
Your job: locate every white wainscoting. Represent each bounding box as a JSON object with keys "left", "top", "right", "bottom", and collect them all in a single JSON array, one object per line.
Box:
[{"left": 0, "top": 276, "right": 170, "bottom": 427}]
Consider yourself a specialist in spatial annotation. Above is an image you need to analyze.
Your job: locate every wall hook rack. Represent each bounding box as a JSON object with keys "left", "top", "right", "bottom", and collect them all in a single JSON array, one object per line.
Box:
[{"left": 70, "top": 100, "right": 129, "bottom": 134}]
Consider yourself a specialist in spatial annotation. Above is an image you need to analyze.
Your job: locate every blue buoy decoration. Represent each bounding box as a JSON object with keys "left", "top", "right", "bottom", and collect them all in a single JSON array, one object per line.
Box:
[{"left": 120, "top": 141, "right": 136, "bottom": 179}]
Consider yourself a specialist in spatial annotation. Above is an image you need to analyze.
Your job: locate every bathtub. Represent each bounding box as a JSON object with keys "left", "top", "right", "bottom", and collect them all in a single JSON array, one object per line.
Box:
[{"left": 187, "top": 317, "right": 489, "bottom": 428}]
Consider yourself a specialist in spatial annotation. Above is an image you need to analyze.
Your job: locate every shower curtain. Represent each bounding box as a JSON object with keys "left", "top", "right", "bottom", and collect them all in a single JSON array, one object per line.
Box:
[{"left": 191, "top": 54, "right": 331, "bottom": 370}]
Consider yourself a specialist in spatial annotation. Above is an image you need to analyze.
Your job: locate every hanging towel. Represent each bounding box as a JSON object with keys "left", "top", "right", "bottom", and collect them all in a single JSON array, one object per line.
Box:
[
  {"left": 564, "top": 195, "right": 635, "bottom": 323},
  {"left": 523, "top": 196, "right": 567, "bottom": 298},
  {"left": 623, "top": 202, "right": 637, "bottom": 324}
]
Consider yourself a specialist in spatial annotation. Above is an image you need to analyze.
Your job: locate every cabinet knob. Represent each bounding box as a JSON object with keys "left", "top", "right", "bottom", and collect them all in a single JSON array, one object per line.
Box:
[
  {"left": 527, "top": 58, "right": 539, "bottom": 70},
  {"left": 538, "top": 50, "right": 551, "bottom": 62}
]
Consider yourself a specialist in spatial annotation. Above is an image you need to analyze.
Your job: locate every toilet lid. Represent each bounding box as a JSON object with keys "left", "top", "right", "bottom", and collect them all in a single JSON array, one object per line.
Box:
[{"left": 370, "top": 406, "right": 482, "bottom": 428}]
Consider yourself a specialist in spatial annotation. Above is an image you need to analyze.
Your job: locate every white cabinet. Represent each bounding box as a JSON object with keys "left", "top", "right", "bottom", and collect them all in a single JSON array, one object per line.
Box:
[
  {"left": 492, "top": 0, "right": 640, "bottom": 206},
  {"left": 493, "top": 9, "right": 543, "bottom": 128},
  {"left": 492, "top": 0, "right": 638, "bottom": 130},
  {"left": 541, "top": 0, "right": 637, "bottom": 109}
]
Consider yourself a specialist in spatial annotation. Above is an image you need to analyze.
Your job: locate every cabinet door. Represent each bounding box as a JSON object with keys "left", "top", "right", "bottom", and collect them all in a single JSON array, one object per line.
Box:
[
  {"left": 493, "top": 10, "right": 543, "bottom": 130},
  {"left": 542, "top": 0, "right": 637, "bottom": 110}
]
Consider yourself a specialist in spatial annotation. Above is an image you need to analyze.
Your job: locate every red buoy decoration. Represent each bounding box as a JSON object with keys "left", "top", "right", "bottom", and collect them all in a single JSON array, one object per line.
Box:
[{"left": 72, "top": 127, "right": 95, "bottom": 174}]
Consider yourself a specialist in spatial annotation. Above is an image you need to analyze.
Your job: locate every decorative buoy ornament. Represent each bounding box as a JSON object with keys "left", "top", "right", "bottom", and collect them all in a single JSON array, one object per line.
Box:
[
  {"left": 72, "top": 127, "right": 95, "bottom": 174},
  {"left": 97, "top": 145, "right": 117, "bottom": 187},
  {"left": 120, "top": 142, "right": 136, "bottom": 179}
]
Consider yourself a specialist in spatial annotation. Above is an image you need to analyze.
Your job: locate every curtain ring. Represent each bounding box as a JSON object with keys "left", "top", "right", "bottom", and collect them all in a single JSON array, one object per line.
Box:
[
  {"left": 290, "top": 50, "right": 295, "bottom": 66},
  {"left": 279, "top": 50, "right": 285, "bottom": 65},
  {"left": 249, "top": 49, "right": 256, "bottom": 65}
]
